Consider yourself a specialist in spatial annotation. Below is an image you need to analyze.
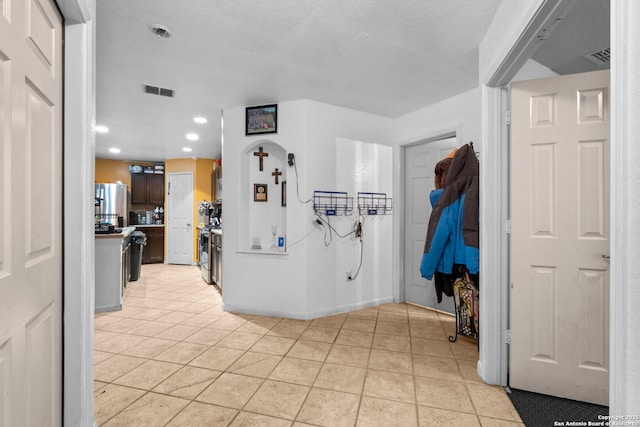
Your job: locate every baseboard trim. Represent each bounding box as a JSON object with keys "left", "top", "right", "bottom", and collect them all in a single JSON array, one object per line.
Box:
[{"left": 222, "top": 296, "right": 394, "bottom": 320}]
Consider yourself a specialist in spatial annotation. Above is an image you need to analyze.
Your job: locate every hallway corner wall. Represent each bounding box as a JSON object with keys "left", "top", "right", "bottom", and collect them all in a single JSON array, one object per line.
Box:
[{"left": 221, "top": 100, "right": 395, "bottom": 318}]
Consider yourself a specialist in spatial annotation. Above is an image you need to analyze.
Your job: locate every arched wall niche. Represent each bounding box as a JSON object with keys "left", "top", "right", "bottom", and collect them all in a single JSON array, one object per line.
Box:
[{"left": 241, "top": 140, "right": 287, "bottom": 252}]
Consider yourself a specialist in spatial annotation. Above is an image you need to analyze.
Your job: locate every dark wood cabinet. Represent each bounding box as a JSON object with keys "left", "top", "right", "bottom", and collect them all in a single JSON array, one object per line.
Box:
[
  {"left": 147, "top": 174, "right": 164, "bottom": 204},
  {"left": 131, "top": 173, "right": 147, "bottom": 204},
  {"left": 142, "top": 226, "right": 164, "bottom": 264},
  {"left": 131, "top": 173, "right": 164, "bottom": 204}
]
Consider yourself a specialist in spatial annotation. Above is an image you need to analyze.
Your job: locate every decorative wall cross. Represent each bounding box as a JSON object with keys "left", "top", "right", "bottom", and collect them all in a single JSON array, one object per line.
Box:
[
  {"left": 272, "top": 168, "right": 282, "bottom": 184},
  {"left": 253, "top": 146, "right": 269, "bottom": 171}
]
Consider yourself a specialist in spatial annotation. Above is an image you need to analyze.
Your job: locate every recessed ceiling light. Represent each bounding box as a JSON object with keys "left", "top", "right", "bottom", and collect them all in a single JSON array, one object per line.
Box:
[
  {"left": 182, "top": 147, "right": 193, "bottom": 152},
  {"left": 109, "top": 147, "right": 121, "bottom": 154},
  {"left": 186, "top": 133, "right": 199, "bottom": 141},
  {"left": 150, "top": 24, "right": 171, "bottom": 38},
  {"left": 95, "top": 125, "right": 109, "bottom": 133},
  {"left": 193, "top": 117, "right": 207, "bottom": 124}
]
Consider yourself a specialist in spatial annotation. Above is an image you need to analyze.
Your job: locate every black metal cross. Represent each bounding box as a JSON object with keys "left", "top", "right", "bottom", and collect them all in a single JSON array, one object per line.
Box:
[
  {"left": 253, "top": 146, "right": 269, "bottom": 171},
  {"left": 272, "top": 168, "right": 282, "bottom": 184}
]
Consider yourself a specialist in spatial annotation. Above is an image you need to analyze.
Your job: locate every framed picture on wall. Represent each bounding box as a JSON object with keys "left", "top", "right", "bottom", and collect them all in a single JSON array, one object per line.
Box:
[
  {"left": 246, "top": 104, "right": 277, "bottom": 135},
  {"left": 254, "top": 183, "right": 268, "bottom": 202}
]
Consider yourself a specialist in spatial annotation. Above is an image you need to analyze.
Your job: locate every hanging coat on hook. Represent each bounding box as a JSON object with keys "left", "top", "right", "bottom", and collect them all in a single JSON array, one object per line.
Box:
[{"left": 420, "top": 143, "right": 479, "bottom": 280}]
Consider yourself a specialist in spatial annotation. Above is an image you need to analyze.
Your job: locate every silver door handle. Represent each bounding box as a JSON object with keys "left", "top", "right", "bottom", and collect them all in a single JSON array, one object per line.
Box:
[{"left": 602, "top": 254, "right": 610, "bottom": 260}]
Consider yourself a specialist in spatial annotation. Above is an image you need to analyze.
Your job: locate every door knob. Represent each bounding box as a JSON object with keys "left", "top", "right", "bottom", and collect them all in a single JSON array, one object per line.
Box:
[{"left": 602, "top": 254, "right": 610, "bottom": 260}]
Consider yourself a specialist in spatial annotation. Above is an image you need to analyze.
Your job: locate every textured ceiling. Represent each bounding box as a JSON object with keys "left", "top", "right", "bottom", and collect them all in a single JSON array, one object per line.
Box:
[
  {"left": 95, "top": 0, "right": 502, "bottom": 161},
  {"left": 95, "top": 0, "right": 608, "bottom": 163}
]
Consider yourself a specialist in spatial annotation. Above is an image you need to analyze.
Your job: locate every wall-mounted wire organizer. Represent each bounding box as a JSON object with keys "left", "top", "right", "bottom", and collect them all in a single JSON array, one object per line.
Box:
[
  {"left": 313, "top": 191, "right": 353, "bottom": 216},
  {"left": 357, "top": 192, "right": 392, "bottom": 215}
]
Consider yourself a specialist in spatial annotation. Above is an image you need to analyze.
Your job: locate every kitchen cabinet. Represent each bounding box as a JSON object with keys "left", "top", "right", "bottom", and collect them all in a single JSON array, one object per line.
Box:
[
  {"left": 95, "top": 227, "right": 136, "bottom": 312},
  {"left": 131, "top": 173, "right": 165, "bottom": 204},
  {"left": 141, "top": 226, "right": 164, "bottom": 264}
]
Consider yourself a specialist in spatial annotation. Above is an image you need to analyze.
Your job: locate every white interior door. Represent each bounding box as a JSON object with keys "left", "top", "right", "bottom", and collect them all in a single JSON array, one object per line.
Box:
[
  {"left": 510, "top": 70, "right": 610, "bottom": 405},
  {"left": 167, "top": 172, "right": 194, "bottom": 265},
  {"left": 0, "top": 1, "right": 63, "bottom": 425},
  {"left": 404, "top": 137, "right": 457, "bottom": 313}
]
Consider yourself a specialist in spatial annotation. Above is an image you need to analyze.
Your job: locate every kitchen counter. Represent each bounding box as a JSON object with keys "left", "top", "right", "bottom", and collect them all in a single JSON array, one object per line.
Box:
[
  {"left": 132, "top": 224, "right": 164, "bottom": 228},
  {"left": 95, "top": 228, "right": 132, "bottom": 312},
  {"left": 197, "top": 225, "right": 221, "bottom": 231},
  {"left": 95, "top": 226, "right": 136, "bottom": 239}
]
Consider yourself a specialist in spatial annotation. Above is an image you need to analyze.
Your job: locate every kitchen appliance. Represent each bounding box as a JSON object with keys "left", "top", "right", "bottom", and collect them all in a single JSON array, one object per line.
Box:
[
  {"left": 198, "top": 226, "right": 222, "bottom": 286},
  {"left": 210, "top": 205, "right": 222, "bottom": 228},
  {"left": 198, "top": 226, "right": 213, "bottom": 284},
  {"left": 95, "top": 183, "right": 129, "bottom": 227},
  {"left": 212, "top": 231, "right": 222, "bottom": 286}
]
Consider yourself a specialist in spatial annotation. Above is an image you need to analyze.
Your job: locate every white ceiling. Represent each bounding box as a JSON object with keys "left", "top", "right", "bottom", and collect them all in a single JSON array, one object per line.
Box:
[
  {"left": 95, "top": 0, "right": 502, "bottom": 162},
  {"left": 95, "top": 0, "right": 609, "bottom": 163}
]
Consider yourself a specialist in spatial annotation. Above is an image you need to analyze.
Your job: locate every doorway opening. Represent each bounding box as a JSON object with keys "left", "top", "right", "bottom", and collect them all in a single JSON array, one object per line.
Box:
[{"left": 402, "top": 135, "right": 458, "bottom": 314}]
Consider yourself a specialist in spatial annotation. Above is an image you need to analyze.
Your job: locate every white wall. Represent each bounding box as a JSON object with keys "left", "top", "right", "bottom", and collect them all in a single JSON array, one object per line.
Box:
[
  {"left": 222, "top": 101, "right": 308, "bottom": 317},
  {"left": 222, "top": 100, "right": 394, "bottom": 318},
  {"left": 223, "top": 89, "right": 483, "bottom": 321},
  {"left": 302, "top": 101, "right": 394, "bottom": 317},
  {"left": 394, "top": 87, "right": 482, "bottom": 147},
  {"left": 512, "top": 58, "right": 559, "bottom": 82},
  {"left": 479, "top": 0, "right": 546, "bottom": 83},
  {"left": 304, "top": 138, "right": 395, "bottom": 316}
]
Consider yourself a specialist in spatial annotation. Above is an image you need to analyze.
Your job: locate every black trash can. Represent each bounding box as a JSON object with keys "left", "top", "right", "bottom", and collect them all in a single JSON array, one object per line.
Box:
[{"left": 129, "top": 231, "right": 147, "bottom": 281}]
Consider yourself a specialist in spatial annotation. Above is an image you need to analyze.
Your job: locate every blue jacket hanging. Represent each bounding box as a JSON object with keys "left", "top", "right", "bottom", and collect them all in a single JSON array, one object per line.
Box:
[{"left": 420, "top": 143, "right": 479, "bottom": 280}]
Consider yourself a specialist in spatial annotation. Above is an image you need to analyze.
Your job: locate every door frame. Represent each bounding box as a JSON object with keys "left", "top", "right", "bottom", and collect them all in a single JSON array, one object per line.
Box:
[
  {"left": 477, "top": 86, "right": 510, "bottom": 386},
  {"left": 479, "top": 0, "right": 587, "bottom": 387},
  {"left": 395, "top": 129, "right": 459, "bottom": 304},
  {"left": 166, "top": 171, "right": 195, "bottom": 265},
  {"left": 59, "top": 0, "right": 96, "bottom": 425},
  {"left": 479, "top": 3, "right": 637, "bottom": 413},
  {"left": 400, "top": 133, "right": 457, "bottom": 311}
]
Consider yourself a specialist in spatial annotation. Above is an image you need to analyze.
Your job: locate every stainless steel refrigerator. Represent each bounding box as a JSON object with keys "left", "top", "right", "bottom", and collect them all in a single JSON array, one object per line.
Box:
[{"left": 95, "top": 183, "right": 128, "bottom": 226}]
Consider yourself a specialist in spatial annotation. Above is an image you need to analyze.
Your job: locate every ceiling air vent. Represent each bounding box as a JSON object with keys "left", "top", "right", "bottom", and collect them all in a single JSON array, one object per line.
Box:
[
  {"left": 584, "top": 47, "right": 610, "bottom": 66},
  {"left": 143, "top": 85, "right": 175, "bottom": 98}
]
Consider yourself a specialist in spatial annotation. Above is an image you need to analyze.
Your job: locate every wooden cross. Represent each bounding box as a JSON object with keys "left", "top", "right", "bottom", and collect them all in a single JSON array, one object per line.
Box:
[
  {"left": 253, "top": 146, "right": 269, "bottom": 171},
  {"left": 272, "top": 168, "right": 282, "bottom": 184}
]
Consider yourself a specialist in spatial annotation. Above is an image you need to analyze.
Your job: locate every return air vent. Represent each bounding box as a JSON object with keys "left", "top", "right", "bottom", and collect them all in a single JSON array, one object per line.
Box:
[
  {"left": 584, "top": 47, "right": 610, "bottom": 66},
  {"left": 144, "top": 85, "right": 175, "bottom": 98}
]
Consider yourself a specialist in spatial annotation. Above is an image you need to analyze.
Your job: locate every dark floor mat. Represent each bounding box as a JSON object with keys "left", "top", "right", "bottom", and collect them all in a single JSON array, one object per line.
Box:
[{"left": 506, "top": 387, "right": 608, "bottom": 427}]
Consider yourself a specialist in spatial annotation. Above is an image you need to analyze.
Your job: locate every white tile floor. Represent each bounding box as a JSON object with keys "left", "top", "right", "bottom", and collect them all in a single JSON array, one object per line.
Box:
[{"left": 94, "top": 264, "right": 523, "bottom": 426}]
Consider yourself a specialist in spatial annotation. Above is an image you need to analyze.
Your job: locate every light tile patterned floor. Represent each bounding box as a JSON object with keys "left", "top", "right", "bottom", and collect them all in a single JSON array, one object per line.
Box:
[{"left": 94, "top": 264, "right": 523, "bottom": 426}]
